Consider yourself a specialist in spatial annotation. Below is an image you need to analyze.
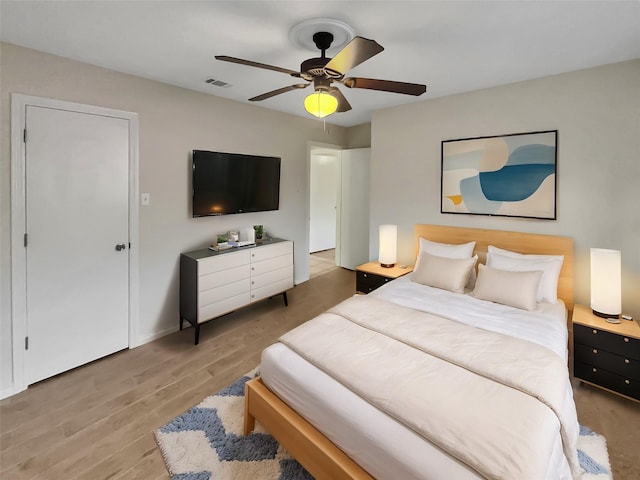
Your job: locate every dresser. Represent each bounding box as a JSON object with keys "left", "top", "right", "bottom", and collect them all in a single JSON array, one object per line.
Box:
[
  {"left": 180, "top": 239, "right": 293, "bottom": 344},
  {"left": 572, "top": 304, "right": 640, "bottom": 402}
]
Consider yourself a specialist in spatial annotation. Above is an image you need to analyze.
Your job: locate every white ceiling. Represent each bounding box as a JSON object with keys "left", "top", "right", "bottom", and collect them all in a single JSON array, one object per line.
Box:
[{"left": 2, "top": 1, "right": 639, "bottom": 127}]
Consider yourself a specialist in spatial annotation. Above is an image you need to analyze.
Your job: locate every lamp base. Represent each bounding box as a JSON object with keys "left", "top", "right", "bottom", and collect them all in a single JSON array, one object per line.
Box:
[
  {"left": 380, "top": 262, "right": 395, "bottom": 268},
  {"left": 592, "top": 309, "right": 620, "bottom": 319}
]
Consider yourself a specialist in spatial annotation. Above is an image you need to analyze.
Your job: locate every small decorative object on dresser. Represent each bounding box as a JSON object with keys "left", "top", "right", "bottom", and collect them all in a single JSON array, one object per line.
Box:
[
  {"left": 573, "top": 303, "right": 640, "bottom": 402},
  {"left": 253, "top": 224, "right": 264, "bottom": 243},
  {"left": 355, "top": 261, "right": 413, "bottom": 294}
]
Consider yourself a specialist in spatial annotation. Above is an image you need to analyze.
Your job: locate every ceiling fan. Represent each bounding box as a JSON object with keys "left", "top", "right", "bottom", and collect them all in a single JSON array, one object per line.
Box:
[{"left": 215, "top": 31, "right": 427, "bottom": 118}]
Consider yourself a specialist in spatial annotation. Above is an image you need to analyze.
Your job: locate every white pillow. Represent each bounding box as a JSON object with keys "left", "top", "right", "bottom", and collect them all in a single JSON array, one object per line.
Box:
[
  {"left": 472, "top": 264, "right": 542, "bottom": 311},
  {"left": 486, "top": 246, "right": 563, "bottom": 303},
  {"left": 412, "top": 252, "right": 477, "bottom": 294},
  {"left": 416, "top": 238, "right": 477, "bottom": 288}
]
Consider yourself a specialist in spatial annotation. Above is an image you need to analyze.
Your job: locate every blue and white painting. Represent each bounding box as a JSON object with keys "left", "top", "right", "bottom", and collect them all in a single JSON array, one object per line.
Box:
[{"left": 441, "top": 130, "right": 557, "bottom": 219}]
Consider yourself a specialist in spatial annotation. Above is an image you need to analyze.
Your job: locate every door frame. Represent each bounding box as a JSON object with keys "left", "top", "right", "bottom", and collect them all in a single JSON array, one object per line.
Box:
[
  {"left": 307, "top": 142, "right": 343, "bottom": 281},
  {"left": 10, "top": 94, "right": 140, "bottom": 396}
]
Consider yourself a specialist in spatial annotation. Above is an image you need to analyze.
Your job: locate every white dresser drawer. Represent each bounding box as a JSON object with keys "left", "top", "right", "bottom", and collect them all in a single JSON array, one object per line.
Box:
[
  {"left": 251, "top": 277, "right": 294, "bottom": 303},
  {"left": 251, "top": 253, "right": 293, "bottom": 276},
  {"left": 250, "top": 241, "right": 292, "bottom": 262},
  {"left": 198, "top": 250, "right": 250, "bottom": 276},
  {"left": 198, "top": 291, "right": 250, "bottom": 323},
  {"left": 199, "top": 264, "right": 250, "bottom": 292},
  {"left": 199, "top": 278, "right": 250, "bottom": 307},
  {"left": 251, "top": 266, "right": 293, "bottom": 290}
]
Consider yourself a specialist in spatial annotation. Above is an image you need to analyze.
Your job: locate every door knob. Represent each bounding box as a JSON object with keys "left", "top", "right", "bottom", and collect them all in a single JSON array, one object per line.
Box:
[{"left": 115, "top": 243, "right": 126, "bottom": 251}]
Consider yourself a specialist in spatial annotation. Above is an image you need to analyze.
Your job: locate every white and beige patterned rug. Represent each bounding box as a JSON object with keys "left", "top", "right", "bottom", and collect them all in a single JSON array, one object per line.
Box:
[{"left": 155, "top": 370, "right": 611, "bottom": 480}]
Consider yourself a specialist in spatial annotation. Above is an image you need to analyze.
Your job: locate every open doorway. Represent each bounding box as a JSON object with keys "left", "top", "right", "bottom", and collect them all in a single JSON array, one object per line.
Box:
[
  {"left": 309, "top": 146, "right": 340, "bottom": 278},
  {"left": 308, "top": 145, "right": 370, "bottom": 278}
]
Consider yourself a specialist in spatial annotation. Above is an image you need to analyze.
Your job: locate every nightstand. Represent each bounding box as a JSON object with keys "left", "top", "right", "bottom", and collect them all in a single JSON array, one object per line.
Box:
[
  {"left": 355, "top": 261, "right": 413, "bottom": 294},
  {"left": 572, "top": 304, "right": 640, "bottom": 402}
]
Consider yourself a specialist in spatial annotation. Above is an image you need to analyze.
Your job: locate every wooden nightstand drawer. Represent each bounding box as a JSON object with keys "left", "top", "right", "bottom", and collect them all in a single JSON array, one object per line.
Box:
[
  {"left": 575, "top": 362, "right": 640, "bottom": 401},
  {"left": 574, "top": 343, "right": 640, "bottom": 380},
  {"left": 574, "top": 323, "right": 640, "bottom": 360}
]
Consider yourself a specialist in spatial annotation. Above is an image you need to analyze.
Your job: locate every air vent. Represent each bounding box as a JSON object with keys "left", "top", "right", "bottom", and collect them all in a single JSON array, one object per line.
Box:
[{"left": 205, "top": 78, "right": 231, "bottom": 88}]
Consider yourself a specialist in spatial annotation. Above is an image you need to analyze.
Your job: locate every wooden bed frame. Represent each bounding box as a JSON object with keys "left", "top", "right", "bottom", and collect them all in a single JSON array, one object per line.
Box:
[{"left": 244, "top": 224, "right": 574, "bottom": 480}]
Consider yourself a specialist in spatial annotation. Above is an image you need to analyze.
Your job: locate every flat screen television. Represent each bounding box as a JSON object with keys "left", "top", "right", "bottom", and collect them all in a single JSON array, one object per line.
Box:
[{"left": 192, "top": 150, "right": 281, "bottom": 217}]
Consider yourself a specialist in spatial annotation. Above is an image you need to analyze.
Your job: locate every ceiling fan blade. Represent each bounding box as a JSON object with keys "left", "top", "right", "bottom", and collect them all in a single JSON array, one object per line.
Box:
[
  {"left": 324, "top": 37, "right": 384, "bottom": 75},
  {"left": 249, "top": 83, "right": 309, "bottom": 102},
  {"left": 215, "top": 55, "right": 301, "bottom": 77},
  {"left": 329, "top": 87, "right": 352, "bottom": 112},
  {"left": 342, "top": 77, "right": 427, "bottom": 96}
]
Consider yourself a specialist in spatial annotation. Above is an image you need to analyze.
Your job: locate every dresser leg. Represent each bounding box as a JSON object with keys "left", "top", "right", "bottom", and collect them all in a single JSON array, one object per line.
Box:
[
  {"left": 179, "top": 316, "right": 184, "bottom": 331},
  {"left": 282, "top": 291, "right": 288, "bottom": 307},
  {"left": 194, "top": 324, "right": 200, "bottom": 345}
]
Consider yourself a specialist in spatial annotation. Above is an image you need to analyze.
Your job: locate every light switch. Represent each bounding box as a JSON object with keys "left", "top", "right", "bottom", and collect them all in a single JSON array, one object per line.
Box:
[{"left": 141, "top": 193, "right": 150, "bottom": 205}]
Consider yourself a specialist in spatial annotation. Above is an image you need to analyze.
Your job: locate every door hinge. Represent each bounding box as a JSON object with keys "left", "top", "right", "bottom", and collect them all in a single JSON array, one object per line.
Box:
[
  {"left": 23, "top": 128, "right": 27, "bottom": 143},
  {"left": 25, "top": 336, "right": 29, "bottom": 350},
  {"left": 24, "top": 233, "right": 28, "bottom": 247}
]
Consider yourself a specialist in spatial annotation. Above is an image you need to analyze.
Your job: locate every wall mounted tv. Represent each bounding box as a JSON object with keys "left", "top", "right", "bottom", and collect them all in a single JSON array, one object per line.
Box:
[{"left": 192, "top": 150, "right": 281, "bottom": 217}]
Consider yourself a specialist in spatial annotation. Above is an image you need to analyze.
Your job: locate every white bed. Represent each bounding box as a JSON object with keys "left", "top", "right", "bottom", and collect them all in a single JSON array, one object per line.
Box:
[{"left": 245, "top": 225, "right": 579, "bottom": 480}]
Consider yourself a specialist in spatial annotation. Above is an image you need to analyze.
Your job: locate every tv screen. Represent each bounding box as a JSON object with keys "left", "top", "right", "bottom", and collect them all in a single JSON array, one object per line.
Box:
[{"left": 192, "top": 150, "right": 281, "bottom": 217}]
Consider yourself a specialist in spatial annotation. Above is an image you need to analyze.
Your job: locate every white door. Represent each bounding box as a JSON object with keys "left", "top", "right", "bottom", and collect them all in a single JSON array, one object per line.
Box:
[
  {"left": 337, "top": 148, "right": 370, "bottom": 270},
  {"left": 24, "top": 105, "right": 130, "bottom": 384}
]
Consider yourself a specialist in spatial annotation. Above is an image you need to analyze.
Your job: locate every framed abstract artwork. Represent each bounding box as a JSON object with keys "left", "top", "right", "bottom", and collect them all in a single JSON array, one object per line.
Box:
[{"left": 441, "top": 130, "right": 557, "bottom": 220}]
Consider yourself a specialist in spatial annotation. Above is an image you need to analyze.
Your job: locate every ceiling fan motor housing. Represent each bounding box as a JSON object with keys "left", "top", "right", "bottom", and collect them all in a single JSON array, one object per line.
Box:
[{"left": 300, "top": 57, "right": 331, "bottom": 80}]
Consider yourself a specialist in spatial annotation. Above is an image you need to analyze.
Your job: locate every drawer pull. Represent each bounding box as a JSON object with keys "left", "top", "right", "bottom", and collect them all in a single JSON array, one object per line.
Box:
[
  {"left": 592, "top": 349, "right": 598, "bottom": 354},
  {"left": 625, "top": 379, "right": 630, "bottom": 385},
  {"left": 625, "top": 358, "right": 630, "bottom": 364},
  {"left": 363, "top": 273, "right": 368, "bottom": 278},
  {"left": 592, "top": 367, "right": 597, "bottom": 373},
  {"left": 624, "top": 337, "right": 629, "bottom": 343},
  {"left": 592, "top": 329, "right": 598, "bottom": 334}
]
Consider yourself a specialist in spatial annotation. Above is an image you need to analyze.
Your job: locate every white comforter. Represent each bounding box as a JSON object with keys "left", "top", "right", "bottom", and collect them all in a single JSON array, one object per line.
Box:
[
  {"left": 278, "top": 294, "right": 581, "bottom": 480},
  {"left": 372, "top": 274, "right": 569, "bottom": 359}
]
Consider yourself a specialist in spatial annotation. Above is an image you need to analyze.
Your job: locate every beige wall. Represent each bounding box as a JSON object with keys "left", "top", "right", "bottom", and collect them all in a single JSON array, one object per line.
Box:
[
  {"left": 346, "top": 123, "right": 371, "bottom": 149},
  {"left": 370, "top": 60, "right": 640, "bottom": 317},
  {"left": 0, "top": 42, "right": 348, "bottom": 394}
]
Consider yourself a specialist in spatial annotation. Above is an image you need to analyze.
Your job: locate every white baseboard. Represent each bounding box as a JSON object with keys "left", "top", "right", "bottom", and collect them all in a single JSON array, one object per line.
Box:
[
  {"left": 1, "top": 384, "right": 24, "bottom": 400},
  {"left": 130, "top": 325, "right": 179, "bottom": 348}
]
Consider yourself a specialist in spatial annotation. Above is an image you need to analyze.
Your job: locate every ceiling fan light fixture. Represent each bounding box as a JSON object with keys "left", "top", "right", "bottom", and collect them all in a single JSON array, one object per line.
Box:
[{"left": 304, "top": 91, "right": 338, "bottom": 118}]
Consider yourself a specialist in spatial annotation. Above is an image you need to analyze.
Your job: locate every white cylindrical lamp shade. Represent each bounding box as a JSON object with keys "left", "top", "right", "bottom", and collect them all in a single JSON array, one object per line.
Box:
[
  {"left": 379, "top": 225, "right": 397, "bottom": 268},
  {"left": 590, "top": 248, "right": 621, "bottom": 318}
]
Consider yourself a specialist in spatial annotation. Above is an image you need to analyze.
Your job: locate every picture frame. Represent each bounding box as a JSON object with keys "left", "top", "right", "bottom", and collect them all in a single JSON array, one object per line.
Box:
[{"left": 441, "top": 130, "right": 557, "bottom": 220}]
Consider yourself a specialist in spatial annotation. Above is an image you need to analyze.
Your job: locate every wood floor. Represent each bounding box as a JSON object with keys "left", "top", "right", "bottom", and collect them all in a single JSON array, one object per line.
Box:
[
  {"left": 309, "top": 249, "right": 338, "bottom": 279},
  {"left": 1, "top": 267, "right": 638, "bottom": 479}
]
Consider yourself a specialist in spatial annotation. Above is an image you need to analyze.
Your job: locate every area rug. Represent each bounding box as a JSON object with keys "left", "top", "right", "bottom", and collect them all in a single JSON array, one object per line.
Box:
[{"left": 155, "top": 370, "right": 612, "bottom": 480}]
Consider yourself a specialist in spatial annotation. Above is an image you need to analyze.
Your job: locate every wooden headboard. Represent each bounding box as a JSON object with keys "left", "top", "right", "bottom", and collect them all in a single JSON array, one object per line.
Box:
[{"left": 414, "top": 224, "right": 574, "bottom": 310}]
